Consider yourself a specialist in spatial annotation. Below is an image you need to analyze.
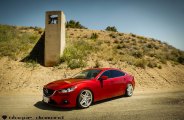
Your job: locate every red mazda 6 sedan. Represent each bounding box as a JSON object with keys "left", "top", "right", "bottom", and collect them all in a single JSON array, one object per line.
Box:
[{"left": 43, "top": 68, "right": 135, "bottom": 108}]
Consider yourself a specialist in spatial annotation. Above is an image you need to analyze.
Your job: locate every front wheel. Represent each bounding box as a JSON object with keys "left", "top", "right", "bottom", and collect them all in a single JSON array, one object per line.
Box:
[
  {"left": 125, "top": 84, "right": 133, "bottom": 97},
  {"left": 77, "top": 89, "right": 93, "bottom": 108}
]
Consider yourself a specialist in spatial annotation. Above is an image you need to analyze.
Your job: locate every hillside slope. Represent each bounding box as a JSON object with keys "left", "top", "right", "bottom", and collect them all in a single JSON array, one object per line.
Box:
[{"left": 0, "top": 24, "right": 184, "bottom": 94}]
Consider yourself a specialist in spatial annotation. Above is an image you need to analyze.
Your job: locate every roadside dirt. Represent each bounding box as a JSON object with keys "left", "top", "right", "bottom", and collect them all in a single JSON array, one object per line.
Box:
[{"left": 0, "top": 89, "right": 184, "bottom": 120}]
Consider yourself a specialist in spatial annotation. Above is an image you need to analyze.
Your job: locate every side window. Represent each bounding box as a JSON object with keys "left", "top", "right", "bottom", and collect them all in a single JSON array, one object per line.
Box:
[
  {"left": 110, "top": 70, "right": 125, "bottom": 78},
  {"left": 100, "top": 70, "right": 111, "bottom": 78}
]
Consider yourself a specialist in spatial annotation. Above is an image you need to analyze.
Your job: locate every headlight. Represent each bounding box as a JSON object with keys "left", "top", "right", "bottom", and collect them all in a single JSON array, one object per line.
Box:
[{"left": 58, "top": 86, "right": 77, "bottom": 93}]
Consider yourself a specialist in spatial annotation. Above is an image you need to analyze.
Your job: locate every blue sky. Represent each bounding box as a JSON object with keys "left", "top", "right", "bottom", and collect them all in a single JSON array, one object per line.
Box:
[{"left": 0, "top": 0, "right": 184, "bottom": 50}]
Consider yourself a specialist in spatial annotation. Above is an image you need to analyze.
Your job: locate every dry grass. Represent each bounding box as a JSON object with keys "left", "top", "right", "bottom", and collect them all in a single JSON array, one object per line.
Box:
[
  {"left": 0, "top": 24, "right": 184, "bottom": 69},
  {"left": 0, "top": 24, "right": 43, "bottom": 60}
]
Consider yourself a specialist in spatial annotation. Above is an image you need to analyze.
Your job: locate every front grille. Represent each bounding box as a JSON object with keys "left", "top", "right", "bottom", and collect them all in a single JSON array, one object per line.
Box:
[
  {"left": 43, "top": 88, "right": 55, "bottom": 97},
  {"left": 49, "top": 99, "right": 57, "bottom": 105}
]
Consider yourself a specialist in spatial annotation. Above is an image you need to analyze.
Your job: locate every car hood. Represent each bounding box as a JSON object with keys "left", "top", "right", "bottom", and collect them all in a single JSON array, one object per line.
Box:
[{"left": 44, "top": 78, "right": 87, "bottom": 90}]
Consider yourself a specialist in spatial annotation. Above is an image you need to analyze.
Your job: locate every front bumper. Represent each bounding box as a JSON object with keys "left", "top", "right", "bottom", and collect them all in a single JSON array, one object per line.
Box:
[{"left": 43, "top": 89, "right": 77, "bottom": 108}]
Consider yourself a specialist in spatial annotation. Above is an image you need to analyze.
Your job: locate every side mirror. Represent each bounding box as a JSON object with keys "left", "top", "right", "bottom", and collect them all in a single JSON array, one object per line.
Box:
[{"left": 99, "top": 75, "right": 108, "bottom": 80}]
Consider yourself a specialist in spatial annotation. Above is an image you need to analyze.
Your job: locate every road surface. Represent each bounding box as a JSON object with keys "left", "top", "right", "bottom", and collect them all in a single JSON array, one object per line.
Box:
[{"left": 0, "top": 90, "right": 184, "bottom": 120}]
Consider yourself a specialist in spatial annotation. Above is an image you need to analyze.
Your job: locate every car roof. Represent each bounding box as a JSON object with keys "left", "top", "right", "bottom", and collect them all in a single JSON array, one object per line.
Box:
[{"left": 87, "top": 68, "right": 122, "bottom": 71}]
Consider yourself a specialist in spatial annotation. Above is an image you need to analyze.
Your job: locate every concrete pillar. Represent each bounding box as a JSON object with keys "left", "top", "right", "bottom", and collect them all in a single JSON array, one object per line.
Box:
[{"left": 44, "top": 11, "right": 66, "bottom": 67}]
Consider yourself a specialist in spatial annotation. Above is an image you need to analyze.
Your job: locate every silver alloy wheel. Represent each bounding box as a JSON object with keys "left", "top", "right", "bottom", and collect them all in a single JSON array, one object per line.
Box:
[
  {"left": 79, "top": 90, "right": 93, "bottom": 108},
  {"left": 127, "top": 84, "right": 133, "bottom": 96}
]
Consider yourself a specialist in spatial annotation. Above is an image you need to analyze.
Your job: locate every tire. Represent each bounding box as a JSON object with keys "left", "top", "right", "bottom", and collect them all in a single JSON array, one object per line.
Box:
[
  {"left": 77, "top": 89, "right": 93, "bottom": 108},
  {"left": 125, "top": 84, "right": 133, "bottom": 97}
]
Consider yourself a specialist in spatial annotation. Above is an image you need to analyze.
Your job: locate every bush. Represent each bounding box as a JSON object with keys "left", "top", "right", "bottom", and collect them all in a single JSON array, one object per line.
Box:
[
  {"left": 158, "top": 65, "right": 162, "bottom": 69},
  {"left": 131, "top": 50, "right": 143, "bottom": 58},
  {"left": 147, "top": 43, "right": 155, "bottom": 48},
  {"left": 60, "top": 40, "right": 95, "bottom": 69},
  {"left": 68, "top": 59, "right": 86, "bottom": 69},
  {"left": 90, "top": 33, "right": 98, "bottom": 39},
  {"left": 113, "top": 39, "right": 119, "bottom": 43},
  {"left": 24, "top": 59, "right": 38, "bottom": 70},
  {"left": 160, "top": 57, "right": 167, "bottom": 64},
  {"left": 147, "top": 61, "right": 157, "bottom": 68},
  {"left": 130, "top": 33, "right": 136, "bottom": 37},
  {"left": 33, "top": 26, "right": 43, "bottom": 34},
  {"left": 94, "top": 60, "right": 101, "bottom": 68},
  {"left": 116, "top": 44, "right": 126, "bottom": 49},
  {"left": 178, "top": 56, "right": 184, "bottom": 65},
  {"left": 66, "top": 20, "right": 87, "bottom": 29},
  {"left": 133, "top": 59, "right": 147, "bottom": 69},
  {"left": 105, "top": 26, "right": 117, "bottom": 32},
  {"left": 109, "top": 33, "right": 117, "bottom": 38}
]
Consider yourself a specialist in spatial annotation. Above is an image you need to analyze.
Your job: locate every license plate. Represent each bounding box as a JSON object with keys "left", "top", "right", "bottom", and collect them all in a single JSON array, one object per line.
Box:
[{"left": 43, "top": 96, "right": 50, "bottom": 103}]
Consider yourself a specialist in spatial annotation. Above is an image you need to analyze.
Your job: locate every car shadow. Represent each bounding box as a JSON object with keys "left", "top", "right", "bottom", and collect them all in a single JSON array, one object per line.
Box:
[
  {"left": 34, "top": 95, "right": 126, "bottom": 111},
  {"left": 34, "top": 101, "right": 77, "bottom": 111}
]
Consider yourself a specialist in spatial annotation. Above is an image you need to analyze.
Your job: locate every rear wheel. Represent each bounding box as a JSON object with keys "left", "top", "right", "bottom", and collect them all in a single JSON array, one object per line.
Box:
[
  {"left": 77, "top": 89, "right": 93, "bottom": 108},
  {"left": 125, "top": 84, "right": 133, "bottom": 97}
]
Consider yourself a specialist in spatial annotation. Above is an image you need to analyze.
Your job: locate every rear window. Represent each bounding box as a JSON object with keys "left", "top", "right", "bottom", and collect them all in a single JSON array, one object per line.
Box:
[{"left": 110, "top": 70, "right": 125, "bottom": 78}]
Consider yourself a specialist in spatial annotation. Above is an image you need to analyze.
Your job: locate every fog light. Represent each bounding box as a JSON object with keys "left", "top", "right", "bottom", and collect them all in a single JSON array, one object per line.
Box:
[{"left": 63, "top": 100, "right": 69, "bottom": 104}]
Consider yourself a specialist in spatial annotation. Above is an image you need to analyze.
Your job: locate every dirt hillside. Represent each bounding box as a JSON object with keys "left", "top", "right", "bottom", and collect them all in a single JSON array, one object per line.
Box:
[{"left": 0, "top": 25, "right": 184, "bottom": 95}]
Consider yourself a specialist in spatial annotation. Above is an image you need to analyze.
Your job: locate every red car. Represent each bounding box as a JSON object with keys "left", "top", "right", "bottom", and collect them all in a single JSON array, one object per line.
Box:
[{"left": 43, "top": 68, "right": 135, "bottom": 108}]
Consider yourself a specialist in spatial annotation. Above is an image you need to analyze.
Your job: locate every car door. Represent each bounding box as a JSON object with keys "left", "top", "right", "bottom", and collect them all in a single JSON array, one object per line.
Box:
[
  {"left": 110, "top": 70, "right": 126, "bottom": 97},
  {"left": 97, "top": 70, "right": 115, "bottom": 100}
]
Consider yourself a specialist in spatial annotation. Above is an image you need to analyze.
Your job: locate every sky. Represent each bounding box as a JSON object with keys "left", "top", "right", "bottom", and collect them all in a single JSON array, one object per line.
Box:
[{"left": 0, "top": 0, "right": 184, "bottom": 50}]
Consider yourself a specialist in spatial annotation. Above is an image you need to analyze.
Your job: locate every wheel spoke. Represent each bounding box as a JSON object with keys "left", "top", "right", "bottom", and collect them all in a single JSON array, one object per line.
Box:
[
  {"left": 80, "top": 99, "right": 86, "bottom": 105},
  {"left": 87, "top": 96, "right": 92, "bottom": 100},
  {"left": 80, "top": 94, "right": 85, "bottom": 98},
  {"left": 85, "top": 91, "right": 89, "bottom": 96},
  {"left": 79, "top": 90, "right": 92, "bottom": 108}
]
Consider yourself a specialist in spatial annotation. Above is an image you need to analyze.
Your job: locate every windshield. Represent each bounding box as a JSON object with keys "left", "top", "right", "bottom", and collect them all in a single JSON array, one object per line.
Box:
[{"left": 72, "top": 69, "right": 101, "bottom": 79}]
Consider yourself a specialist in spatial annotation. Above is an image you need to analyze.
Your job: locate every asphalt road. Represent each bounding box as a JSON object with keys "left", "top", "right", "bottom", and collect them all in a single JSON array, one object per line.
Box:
[{"left": 0, "top": 90, "right": 184, "bottom": 120}]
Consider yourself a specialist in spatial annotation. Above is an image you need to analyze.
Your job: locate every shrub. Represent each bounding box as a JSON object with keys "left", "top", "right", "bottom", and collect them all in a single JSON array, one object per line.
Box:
[
  {"left": 148, "top": 52, "right": 156, "bottom": 57},
  {"left": 131, "top": 50, "right": 143, "bottom": 58},
  {"left": 107, "top": 57, "right": 113, "bottom": 61},
  {"left": 105, "top": 26, "right": 117, "bottom": 32},
  {"left": 24, "top": 59, "right": 38, "bottom": 70},
  {"left": 146, "top": 43, "right": 157, "bottom": 49},
  {"left": 178, "top": 56, "right": 184, "bottom": 65},
  {"left": 159, "top": 56, "right": 167, "bottom": 64},
  {"left": 130, "top": 33, "right": 136, "bottom": 37},
  {"left": 109, "top": 33, "right": 117, "bottom": 38},
  {"left": 68, "top": 59, "right": 86, "bottom": 69},
  {"left": 147, "top": 61, "right": 157, "bottom": 68},
  {"left": 133, "top": 59, "right": 147, "bottom": 69},
  {"left": 158, "top": 65, "right": 162, "bottom": 69},
  {"left": 66, "top": 20, "right": 87, "bottom": 29},
  {"left": 94, "top": 60, "right": 101, "bottom": 68},
  {"left": 33, "top": 26, "right": 43, "bottom": 34},
  {"left": 118, "top": 33, "right": 124, "bottom": 36},
  {"left": 116, "top": 44, "right": 126, "bottom": 49},
  {"left": 60, "top": 40, "right": 95, "bottom": 69},
  {"left": 83, "top": 35, "right": 88, "bottom": 38},
  {"left": 113, "top": 39, "right": 119, "bottom": 43},
  {"left": 90, "top": 33, "right": 98, "bottom": 39}
]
